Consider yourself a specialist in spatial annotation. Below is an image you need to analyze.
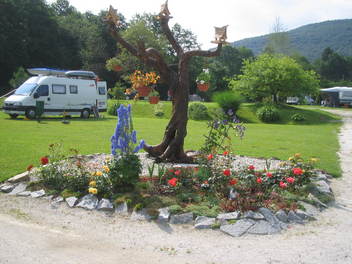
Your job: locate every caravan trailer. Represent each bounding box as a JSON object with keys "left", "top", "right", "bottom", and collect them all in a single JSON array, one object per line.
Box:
[
  {"left": 3, "top": 68, "right": 107, "bottom": 119},
  {"left": 320, "top": 87, "right": 352, "bottom": 107}
]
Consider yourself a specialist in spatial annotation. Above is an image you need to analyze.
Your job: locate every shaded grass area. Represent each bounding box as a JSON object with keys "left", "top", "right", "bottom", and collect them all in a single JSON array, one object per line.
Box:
[{"left": 0, "top": 105, "right": 341, "bottom": 181}]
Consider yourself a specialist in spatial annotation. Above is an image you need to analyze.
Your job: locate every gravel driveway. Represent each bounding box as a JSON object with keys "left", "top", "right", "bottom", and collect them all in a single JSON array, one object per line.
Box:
[{"left": 1, "top": 109, "right": 352, "bottom": 264}]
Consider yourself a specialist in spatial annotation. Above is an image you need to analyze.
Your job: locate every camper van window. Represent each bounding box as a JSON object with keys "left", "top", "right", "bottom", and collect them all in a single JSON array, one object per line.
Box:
[
  {"left": 52, "top": 84, "right": 66, "bottom": 94},
  {"left": 98, "top": 87, "right": 106, "bottom": 95},
  {"left": 342, "top": 91, "right": 352, "bottom": 97},
  {"left": 70, "top": 85, "right": 78, "bottom": 94},
  {"left": 14, "top": 83, "right": 37, "bottom": 96},
  {"left": 37, "top": 85, "right": 49, "bottom": 96}
]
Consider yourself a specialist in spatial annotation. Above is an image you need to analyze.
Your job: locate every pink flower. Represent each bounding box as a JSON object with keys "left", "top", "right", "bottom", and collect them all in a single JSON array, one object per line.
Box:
[
  {"left": 292, "top": 168, "right": 303, "bottom": 175},
  {"left": 174, "top": 170, "right": 181, "bottom": 176},
  {"left": 168, "top": 177, "right": 178, "bottom": 187},
  {"left": 256, "top": 177, "right": 263, "bottom": 184},
  {"left": 266, "top": 172, "right": 273, "bottom": 178},
  {"left": 279, "top": 181, "right": 287, "bottom": 189},
  {"left": 248, "top": 165, "right": 255, "bottom": 171},
  {"left": 223, "top": 169, "right": 231, "bottom": 176},
  {"left": 287, "top": 177, "right": 295, "bottom": 184},
  {"left": 229, "top": 178, "right": 238, "bottom": 185}
]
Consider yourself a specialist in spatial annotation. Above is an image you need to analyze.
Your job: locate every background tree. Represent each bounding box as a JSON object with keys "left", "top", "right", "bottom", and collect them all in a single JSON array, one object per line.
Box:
[
  {"left": 264, "top": 17, "right": 291, "bottom": 55},
  {"left": 230, "top": 54, "right": 320, "bottom": 103},
  {"left": 106, "top": 3, "right": 225, "bottom": 162}
]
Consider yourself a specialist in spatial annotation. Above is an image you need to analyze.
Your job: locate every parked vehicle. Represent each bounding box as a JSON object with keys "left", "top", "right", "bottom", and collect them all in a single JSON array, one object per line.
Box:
[
  {"left": 3, "top": 68, "right": 107, "bottom": 119},
  {"left": 321, "top": 87, "right": 352, "bottom": 107},
  {"left": 286, "top": 97, "right": 299, "bottom": 105}
]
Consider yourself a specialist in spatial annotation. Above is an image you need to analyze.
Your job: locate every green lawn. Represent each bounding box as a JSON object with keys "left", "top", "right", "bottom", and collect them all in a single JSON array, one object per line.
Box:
[{"left": 0, "top": 102, "right": 342, "bottom": 182}]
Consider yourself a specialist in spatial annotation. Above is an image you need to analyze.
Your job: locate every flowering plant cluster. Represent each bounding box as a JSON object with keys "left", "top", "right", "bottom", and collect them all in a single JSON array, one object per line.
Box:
[
  {"left": 129, "top": 70, "right": 160, "bottom": 88},
  {"left": 196, "top": 69, "right": 211, "bottom": 84}
]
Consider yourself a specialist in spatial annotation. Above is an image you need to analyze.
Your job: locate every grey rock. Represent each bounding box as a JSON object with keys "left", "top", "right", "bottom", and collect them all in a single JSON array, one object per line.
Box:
[
  {"left": 258, "top": 208, "right": 281, "bottom": 228},
  {"left": 97, "top": 198, "right": 114, "bottom": 211},
  {"left": 275, "top": 210, "right": 289, "bottom": 223},
  {"left": 288, "top": 210, "right": 304, "bottom": 224},
  {"left": 295, "top": 209, "right": 316, "bottom": 221},
  {"left": 217, "top": 211, "right": 241, "bottom": 221},
  {"left": 315, "top": 180, "right": 332, "bottom": 194},
  {"left": 194, "top": 216, "right": 216, "bottom": 229},
  {"left": 31, "top": 189, "right": 45, "bottom": 198},
  {"left": 247, "top": 220, "right": 282, "bottom": 235},
  {"left": 157, "top": 207, "right": 170, "bottom": 222},
  {"left": 308, "top": 193, "right": 328, "bottom": 208},
  {"left": 130, "top": 208, "right": 152, "bottom": 221},
  {"left": 9, "top": 182, "right": 27, "bottom": 195},
  {"left": 170, "top": 212, "right": 194, "bottom": 224},
  {"left": 7, "top": 171, "right": 29, "bottom": 183},
  {"left": 115, "top": 202, "right": 128, "bottom": 215},
  {"left": 17, "top": 191, "right": 31, "bottom": 197},
  {"left": 0, "top": 183, "right": 16, "bottom": 193},
  {"left": 76, "top": 194, "right": 98, "bottom": 210},
  {"left": 298, "top": 201, "right": 320, "bottom": 216},
  {"left": 243, "top": 210, "right": 265, "bottom": 220},
  {"left": 220, "top": 219, "right": 255, "bottom": 237},
  {"left": 52, "top": 196, "right": 64, "bottom": 203},
  {"left": 65, "top": 196, "right": 78, "bottom": 208}
]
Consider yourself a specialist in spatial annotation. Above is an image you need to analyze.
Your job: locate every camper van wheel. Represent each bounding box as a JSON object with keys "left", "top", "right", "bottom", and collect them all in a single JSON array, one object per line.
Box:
[
  {"left": 25, "top": 108, "right": 36, "bottom": 119},
  {"left": 81, "top": 109, "right": 90, "bottom": 119},
  {"left": 9, "top": 114, "right": 18, "bottom": 119}
]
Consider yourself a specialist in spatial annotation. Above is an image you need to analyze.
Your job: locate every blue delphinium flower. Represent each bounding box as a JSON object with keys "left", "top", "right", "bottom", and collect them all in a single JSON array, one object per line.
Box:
[{"left": 111, "top": 104, "right": 144, "bottom": 156}]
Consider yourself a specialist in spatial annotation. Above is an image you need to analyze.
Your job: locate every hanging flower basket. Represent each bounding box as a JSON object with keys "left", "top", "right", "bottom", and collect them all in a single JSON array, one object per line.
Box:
[
  {"left": 113, "top": 65, "right": 123, "bottom": 71},
  {"left": 197, "top": 83, "right": 209, "bottom": 92},
  {"left": 136, "top": 86, "right": 152, "bottom": 97},
  {"left": 149, "top": 96, "right": 160, "bottom": 104}
]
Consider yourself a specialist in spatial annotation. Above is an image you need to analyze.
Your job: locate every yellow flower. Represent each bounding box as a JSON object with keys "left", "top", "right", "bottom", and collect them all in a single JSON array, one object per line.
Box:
[
  {"left": 310, "top": 158, "right": 319, "bottom": 163},
  {"left": 288, "top": 157, "right": 294, "bottom": 161},
  {"left": 294, "top": 153, "right": 301, "bottom": 158},
  {"left": 89, "top": 181, "right": 97, "bottom": 187},
  {"left": 96, "top": 171, "right": 103, "bottom": 177},
  {"left": 91, "top": 171, "right": 96, "bottom": 176},
  {"left": 88, "top": 187, "right": 98, "bottom": 195},
  {"left": 103, "top": 166, "right": 110, "bottom": 173}
]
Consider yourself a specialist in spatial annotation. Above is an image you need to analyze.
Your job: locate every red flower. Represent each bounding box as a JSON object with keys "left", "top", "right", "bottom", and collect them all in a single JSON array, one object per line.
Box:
[
  {"left": 168, "top": 177, "right": 178, "bottom": 187},
  {"left": 248, "top": 165, "right": 255, "bottom": 171},
  {"left": 27, "top": 164, "right": 34, "bottom": 171},
  {"left": 279, "top": 181, "right": 287, "bottom": 188},
  {"left": 266, "top": 172, "right": 273, "bottom": 178},
  {"left": 223, "top": 151, "right": 229, "bottom": 155},
  {"left": 229, "top": 178, "right": 238, "bottom": 185},
  {"left": 256, "top": 177, "right": 263, "bottom": 184},
  {"left": 174, "top": 170, "right": 181, "bottom": 176},
  {"left": 207, "top": 154, "right": 214, "bottom": 160},
  {"left": 40, "top": 156, "right": 49, "bottom": 165},
  {"left": 168, "top": 169, "right": 174, "bottom": 173},
  {"left": 223, "top": 169, "right": 231, "bottom": 176},
  {"left": 286, "top": 177, "right": 295, "bottom": 184},
  {"left": 292, "top": 168, "right": 303, "bottom": 175}
]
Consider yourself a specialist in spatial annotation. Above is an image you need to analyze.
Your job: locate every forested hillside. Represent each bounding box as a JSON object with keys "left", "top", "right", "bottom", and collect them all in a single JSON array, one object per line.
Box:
[{"left": 233, "top": 19, "right": 352, "bottom": 61}]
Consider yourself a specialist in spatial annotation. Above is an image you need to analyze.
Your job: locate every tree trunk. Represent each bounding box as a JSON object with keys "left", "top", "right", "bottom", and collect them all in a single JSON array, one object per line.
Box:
[{"left": 105, "top": 4, "right": 224, "bottom": 163}]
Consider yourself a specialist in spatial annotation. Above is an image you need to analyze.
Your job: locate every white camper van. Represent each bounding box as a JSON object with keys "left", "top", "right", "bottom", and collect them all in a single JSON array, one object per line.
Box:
[{"left": 3, "top": 68, "right": 107, "bottom": 119}]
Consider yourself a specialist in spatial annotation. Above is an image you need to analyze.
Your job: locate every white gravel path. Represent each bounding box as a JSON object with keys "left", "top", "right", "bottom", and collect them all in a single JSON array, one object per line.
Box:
[{"left": 1, "top": 109, "right": 352, "bottom": 264}]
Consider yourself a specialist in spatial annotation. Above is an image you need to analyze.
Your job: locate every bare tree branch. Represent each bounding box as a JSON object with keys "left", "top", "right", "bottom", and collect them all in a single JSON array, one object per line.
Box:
[{"left": 159, "top": 17, "right": 183, "bottom": 57}]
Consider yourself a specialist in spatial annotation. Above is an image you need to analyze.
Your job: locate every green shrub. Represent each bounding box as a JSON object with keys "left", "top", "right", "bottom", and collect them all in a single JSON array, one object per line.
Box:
[
  {"left": 188, "top": 102, "right": 209, "bottom": 120},
  {"left": 108, "top": 102, "right": 121, "bottom": 116},
  {"left": 256, "top": 105, "right": 280, "bottom": 122},
  {"left": 109, "top": 154, "right": 142, "bottom": 193},
  {"left": 291, "top": 113, "right": 306, "bottom": 122},
  {"left": 212, "top": 91, "right": 243, "bottom": 114}
]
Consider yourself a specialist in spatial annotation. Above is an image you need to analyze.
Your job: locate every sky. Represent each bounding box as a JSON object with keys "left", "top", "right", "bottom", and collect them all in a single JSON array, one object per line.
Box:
[{"left": 48, "top": 0, "right": 352, "bottom": 49}]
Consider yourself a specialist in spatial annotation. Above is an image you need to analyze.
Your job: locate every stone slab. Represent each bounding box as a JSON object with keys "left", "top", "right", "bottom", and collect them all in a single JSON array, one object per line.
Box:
[
  {"left": 220, "top": 219, "right": 255, "bottom": 237},
  {"left": 7, "top": 171, "right": 29, "bottom": 184}
]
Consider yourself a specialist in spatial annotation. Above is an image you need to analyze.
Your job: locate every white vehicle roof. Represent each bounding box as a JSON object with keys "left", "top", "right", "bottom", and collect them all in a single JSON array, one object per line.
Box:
[{"left": 321, "top": 87, "right": 352, "bottom": 92}]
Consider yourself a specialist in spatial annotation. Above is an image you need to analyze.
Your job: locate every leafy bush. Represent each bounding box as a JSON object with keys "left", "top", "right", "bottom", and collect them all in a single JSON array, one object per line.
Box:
[
  {"left": 256, "top": 105, "right": 280, "bottom": 122},
  {"left": 188, "top": 103, "right": 209, "bottom": 120},
  {"left": 291, "top": 113, "right": 306, "bottom": 122},
  {"left": 212, "top": 91, "right": 243, "bottom": 114},
  {"left": 108, "top": 102, "right": 121, "bottom": 116}
]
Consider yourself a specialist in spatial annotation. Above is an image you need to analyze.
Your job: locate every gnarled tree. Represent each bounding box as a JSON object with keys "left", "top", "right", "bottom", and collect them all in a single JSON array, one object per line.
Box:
[{"left": 105, "top": 1, "right": 228, "bottom": 163}]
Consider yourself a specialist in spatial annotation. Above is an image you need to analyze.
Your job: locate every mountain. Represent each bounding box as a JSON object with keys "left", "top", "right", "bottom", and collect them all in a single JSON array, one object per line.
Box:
[{"left": 232, "top": 19, "right": 352, "bottom": 61}]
